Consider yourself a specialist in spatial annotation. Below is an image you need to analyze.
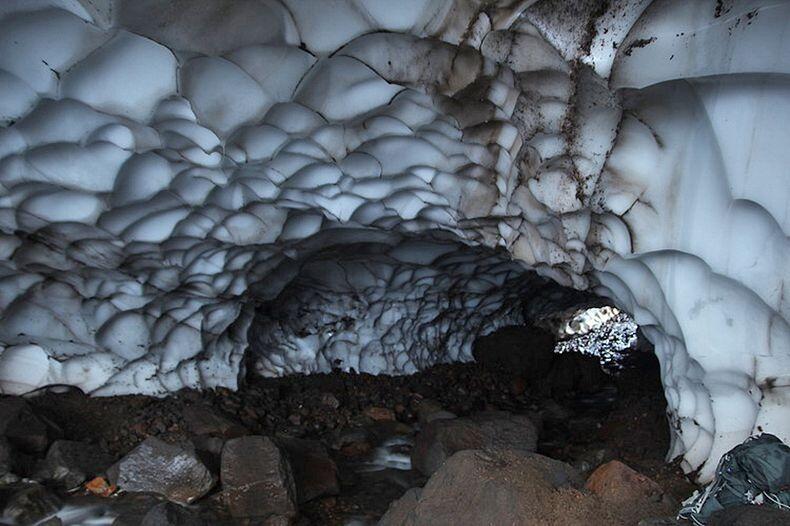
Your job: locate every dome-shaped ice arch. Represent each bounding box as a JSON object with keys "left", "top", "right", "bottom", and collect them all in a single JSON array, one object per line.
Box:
[{"left": 0, "top": 0, "right": 787, "bottom": 482}]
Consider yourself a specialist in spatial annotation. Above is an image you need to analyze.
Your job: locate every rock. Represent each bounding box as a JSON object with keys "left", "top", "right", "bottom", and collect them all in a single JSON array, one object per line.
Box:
[
  {"left": 320, "top": 393, "right": 340, "bottom": 409},
  {"left": 709, "top": 505, "right": 790, "bottom": 525},
  {"left": 182, "top": 404, "right": 247, "bottom": 439},
  {"left": 380, "top": 449, "right": 611, "bottom": 526},
  {"left": 108, "top": 494, "right": 173, "bottom": 526},
  {"left": 220, "top": 436, "right": 297, "bottom": 519},
  {"left": 107, "top": 437, "right": 214, "bottom": 504},
  {"left": 364, "top": 406, "right": 396, "bottom": 422},
  {"left": 3, "top": 484, "right": 62, "bottom": 526},
  {"left": 332, "top": 428, "right": 372, "bottom": 457},
  {"left": 585, "top": 460, "right": 664, "bottom": 504},
  {"left": 571, "top": 447, "right": 613, "bottom": 475},
  {"left": 34, "top": 440, "right": 114, "bottom": 489},
  {"left": 584, "top": 460, "right": 676, "bottom": 524},
  {"left": 85, "top": 476, "right": 116, "bottom": 497},
  {"left": 378, "top": 487, "right": 422, "bottom": 525},
  {"left": 0, "top": 398, "right": 48, "bottom": 453},
  {"left": 411, "top": 411, "right": 538, "bottom": 476},
  {"left": 139, "top": 502, "right": 208, "bottom": 526},
  {"left": 416, "top": 400, "right": 455, "bottom": 425},
  {"left": 276, "top": 437, "right": 339, "bottom": 504}
]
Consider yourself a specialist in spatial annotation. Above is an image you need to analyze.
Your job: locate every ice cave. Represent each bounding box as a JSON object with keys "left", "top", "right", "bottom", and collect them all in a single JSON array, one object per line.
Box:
[{"left": 0, "top": 0, "right": 787, "bottom": 524}]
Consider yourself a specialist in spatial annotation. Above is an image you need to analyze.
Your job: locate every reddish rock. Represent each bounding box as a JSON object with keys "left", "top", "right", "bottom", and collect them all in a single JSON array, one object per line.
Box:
[
  {"left": 85, "top": 476, "right": 116, "bottom": 497},
  {"left": 380, "top": 449, "right": 608, "bottom": 526},
  {"left": 585, "top": 460, "right": 664, "bottom": 504},
  {"left": 364, "top": 406, "right": 395, "bottom": 422}
]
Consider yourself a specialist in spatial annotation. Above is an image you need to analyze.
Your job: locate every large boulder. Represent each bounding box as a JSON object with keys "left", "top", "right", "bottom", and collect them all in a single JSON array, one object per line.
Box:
[
  {"left": 585, "top": 460, "right": 675, "bottom": 523},
  {"left": 380, "top": 449, "right": 612, "bottom": 526},
  {"left": 411, "top": 411, "right": 538, "bottom": 476},
  {"left": 220, "top": 436, "right": 297, "bottom": 520},
  {"left": 107, "top": 437, "right": 214, "bottom": 504},
  {"left": 276, "top": 436, "right": 339, "bottom": 504},
  {"left": 585, "top": 460, "right": 664, "bottom": 504},
  {"left": 34, "top": 440, "right": 114, "bottom": 489}
]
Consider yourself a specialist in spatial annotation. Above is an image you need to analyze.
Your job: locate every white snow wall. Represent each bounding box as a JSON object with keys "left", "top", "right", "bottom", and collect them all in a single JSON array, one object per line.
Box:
[{"left": 0, "top": 0, "right": 786, "bottom": 481}]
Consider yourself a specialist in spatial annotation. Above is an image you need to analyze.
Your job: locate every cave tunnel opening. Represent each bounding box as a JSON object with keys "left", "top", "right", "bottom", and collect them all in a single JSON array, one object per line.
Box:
[
  {"left": 214, "top": 229, "right": 684, "bottom": 523},
  {"left": 3, "top": 0, "right": 788, "bottom": 523}
]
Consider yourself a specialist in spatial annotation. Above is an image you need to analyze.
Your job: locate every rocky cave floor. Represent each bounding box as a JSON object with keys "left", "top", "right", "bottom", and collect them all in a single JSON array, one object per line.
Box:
[{"left": 0, "top": 329, "right": 704, "bottom": 525}]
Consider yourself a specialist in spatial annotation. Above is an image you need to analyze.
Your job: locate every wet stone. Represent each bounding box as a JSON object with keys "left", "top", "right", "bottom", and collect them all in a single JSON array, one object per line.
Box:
[
  {"left": 2, "top": 484, "right": 62, "bottom": 526},
  {"left": 221, "top": 436, "right": 297, "bottom": 519},
  {"left": 107, "top": 437, "right": 214, "bottom": 505}
]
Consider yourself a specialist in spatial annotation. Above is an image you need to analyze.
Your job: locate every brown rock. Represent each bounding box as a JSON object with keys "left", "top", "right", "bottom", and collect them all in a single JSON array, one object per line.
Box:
[
  {"left": 585, "top": 460, "right": 664, "bottom": 504},
  {"left": 276, "top": 437, "right": 339, "bottom": 504},
  {"left": 380, "top": 449, "right": 609, "bottom": 526},
  {"left": 182, "top": 404, "right": 247, "bottom": 439},
  {"left": 411, "top": 411, "right": 538, "bottom": 476},
  {"left": 364, "top": 407, "right": 395, "bottom": 422},
  {"left": 221, "top": 436, "right": 297, "bottom": 519}
]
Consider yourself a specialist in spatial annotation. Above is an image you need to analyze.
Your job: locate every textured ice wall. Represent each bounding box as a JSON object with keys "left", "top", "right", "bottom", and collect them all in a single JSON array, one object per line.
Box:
[
  {"left": 248, "top": 234, "right": 537, "bottom": 376},
  {"left": 0, "top": 0, "right": 787, "bottom": 481}
]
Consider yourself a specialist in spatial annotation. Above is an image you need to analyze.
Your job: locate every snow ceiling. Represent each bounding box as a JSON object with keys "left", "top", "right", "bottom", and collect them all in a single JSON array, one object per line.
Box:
[{"left": 0, "top": 0, "right": 787, "bottom": 482}]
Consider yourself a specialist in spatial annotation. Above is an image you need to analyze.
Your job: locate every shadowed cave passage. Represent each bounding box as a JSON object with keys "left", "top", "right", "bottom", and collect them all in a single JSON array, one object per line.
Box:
[
  {"left": 243, "top": 229, "right": 638, "bottom": 380},
  {"left": 246, "top": 232, "right": 538, "bottom": 378}
]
